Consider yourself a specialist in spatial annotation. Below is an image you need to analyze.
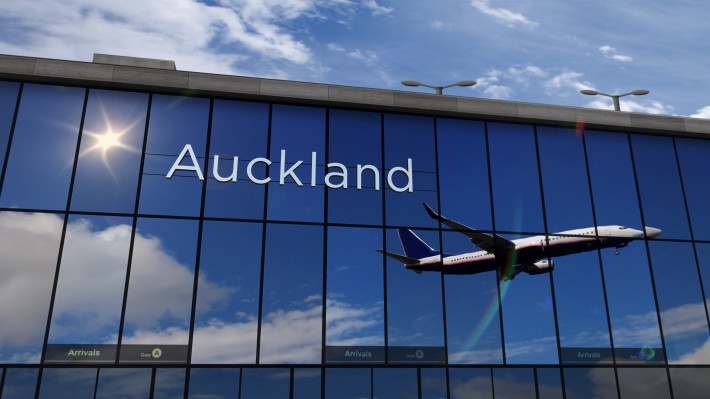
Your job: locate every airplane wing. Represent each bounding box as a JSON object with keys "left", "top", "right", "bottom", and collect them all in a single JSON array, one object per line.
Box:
[
  {"left": 423, "top": 203, "right": 515, "bottom": 255},
  {"left": 375, "top": 249, "right": 421, "bottom": 265}
]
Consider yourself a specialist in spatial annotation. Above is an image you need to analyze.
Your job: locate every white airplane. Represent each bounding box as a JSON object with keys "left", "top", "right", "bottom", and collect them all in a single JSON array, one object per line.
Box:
[{"left": 377, "top": 204, "right": 662, "bottom": 281}]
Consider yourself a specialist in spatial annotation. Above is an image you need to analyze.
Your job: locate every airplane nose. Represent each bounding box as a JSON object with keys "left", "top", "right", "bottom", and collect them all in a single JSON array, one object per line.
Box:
[{"left": 644, "top": 227, "right": 662, "bottom": 239}]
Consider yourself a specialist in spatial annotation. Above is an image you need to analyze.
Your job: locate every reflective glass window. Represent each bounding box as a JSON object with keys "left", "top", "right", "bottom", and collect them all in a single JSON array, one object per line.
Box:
[
  {"left": 675, "top": 137, "right": 710, "bottom": 241},
  {"left": 448, "top": 368, "right": 492, "bottom": 399},
  {"left": 436, "top": 118, "right": 491, "bottom": 230},
  {"left": 536, "top": 368, "right": 563, "bottom": 399},
  {"left": 563, "top": 367, "right": 617, "bottom": 399},
  {"left": 0, "top": 81, "right": 20, "bottom": 173},
  {"left": 154, "top": 368, "right": 185, "bottom": 399},
  {"left": 293, "top": 368, "right": 321, "bottom": 399},
  {"left": 240, "top": 368, "right": 290, "bottom": 398},
  {"left": 46, "top": 215, "right": 132, "bottom": 362},
  {"left": 617, "top": 368, "right": 670, "bottom": 399},
  {"left": 260, "top": 224, "right": 323, "bottom": 364},
  {"left": 492, "top": 368, "right": 535, "bottom": 399},
  {"left": 584, "top": 130, "right": 643, "bottom": 234},
  {"left": 95, "top": 368, "right": 151, "bottom": 399},
  {"left": 37, "top": 368, "right": 96, "bottom": 399},
  {"left": 630, "top": 133, "right": 690, "bottom": 239},
  {"left": 267, "top": 104, "right": 325, "bottom": 222},
  {"left": 192, "top": 221, "right": 262, "bottom": 364},
  {"left": 649, "top": 241, "right": 710, "bottom": 363},
  {"left": 384, "top": 113, "right": 438, "bottom": 228},
  {"left": 0, "top": 84, "right": 84, "bottom": 210},
  {"left": 538, "top": 126, "right": 594, "bottom": 231},
  {"left": 328, "top": 109, "right": 382, "bottom": 225},
  {"left": 443, "top": 231, "right": 503, "bottom": 364},
  {"left": 1, "top": 368, "right": 38, "bottom": 399},
  {"left": 0, "top": 212, "right": 63, "bottom": 363},
  {"left": 70, "top": 89, "right": 148, "bottom": 213},
  {"left": 695, "top": 243, "right": 710, "bottom": 319},
  {"left": 487, "top": 123, "right": 544, "bottom": 234},
  {"left": 204, "top": 99, "right": 269, "bottom": 220},
  {"left": 553, "top": 249, "right": 612, "bottom": 363},
  {"left": 325, "top": 368, "right": 369, "bottom": 399},
  {"left": 139, "top": 94, "right": 209, "bottom": 217},
  {"left": 120, "top": 218, "right": 200, "bottom": 363},
  {"left": 385, "top": 228, "right": 445, "bottom": 362},
  {"left": 187, "top": 368, "right": 239, "bottom": 398},
  {"left": 373, "top": 368, "right": 417, "bottom": 399},
  {"left": 326, "top": 227, "right": 384, "bottom": 352},
  {"left": 670, "top": 367, "right": 710, "bottom": 399},
  {"left": 420, "top": 368, "right": 447, "bottom": 399}
]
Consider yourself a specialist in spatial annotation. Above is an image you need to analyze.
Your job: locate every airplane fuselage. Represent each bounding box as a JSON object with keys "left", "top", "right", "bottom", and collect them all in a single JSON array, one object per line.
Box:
[{"left": 407, "top": 225, "right": 644, "bottom": 275}]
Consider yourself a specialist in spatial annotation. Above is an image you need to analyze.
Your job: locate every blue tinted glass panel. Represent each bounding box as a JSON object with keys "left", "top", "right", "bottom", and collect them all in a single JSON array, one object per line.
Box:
[
  {"left": 373, "top": 368, "right": 417, "bottom": 399},
  {"left": 649, "top": 241, "right": 710, "bottom": 363},
  {"left": 48, "top": 215, "right": 132, "bottom": 351},
  {"left": 384, "top": 113, "right": 437, "bottom": 228},
  {"left": 563, "top": 367, "right": 617, "bottom": 399},
  {"left": 617, "top": 368, "right": 670, "bottom": 399},
  {"left": 260, "top": 224, "right": 323, "bottom": 364},
  {"left": 695, "top": 243, "right": 710, "bottom": 312},
  {"left": 325, "top": 368, "right": 369, "bottom": 399},
  {"left": 487, "top": 123, "right": 544, "bottom": 234},
  {"left": 37, "top": 368, "right": 95, "bottom": 399},
  {"left": 0, "top": 212, "right": 63, "bottom": 363},
  {"left": 443, "top": 231, "right": 503, "bottom": 364},
  {"left": 293, "top": 369, "right": 320, "bottom": 399},
  {"left": 0, "top": 81, "right": 19, "bottom": 173},
  {"left": 0, "top": 84, "right": 84, "bottom": 210},
  {"left": 449, "top": 368, "right": 492, "bottom": 399},
  {"left": 267, "top": 104, "right": 325, "bottom": 222},
  {"left": 328, "top": 109, "right": 382, "bottom": 225},
  {"left": 536, "top": 368, "right": 563, "bottom": 399},
  {"left": 154, "top": 368, "right": 185, "bottom": 399},
  {"left": 537, "top": 126, "right": 594, "bottom": 231},
  {"left": 139, "top": 94, "right": 209, "bottom": 216},
  {"left": 584, "top": 130, "right": 643, "bottom": 234},
  {"left": 95, "top": 368, "right": 151, "bottom": 399},
  {"left": 205, "top": 99, "right": 269, "bottom": 220},
  {"left": 420, "top": 368, "right": 447, "bottom": 399},
  {"left": 192, "top": 221, "right": 262, "bottom": 364},
  {"left": 240, "top": 368, "right": 290, "bottom": 399},
  {"left": 326, "top": 226, "right": 384, "bottom": 348},
  {"left": 630, "top": 134, "right": 690, "bottom": 239},
  {"left": 70, "top": 89, "right": 147, "bottom": 213},
  {"left": 120, "top": 218, "right": 199, "bottom": 361},
  {"left": 670, "top": 367, "right": 710, "bottom": 399},
  {"left": 675, "top": 137, "right": 710, "bottom": 241},
  {"left": 1, "top": 368, "right": 38, "bottom": 399},
  {"left": 386, "top": 228, "right": 445, "bottom": 350},
  {"left": 493, "top": 368, "right": 535, "bottom": 399},
  {"left": 187, "top": 368, "right": 239, "bottom": 399},
  {"left": 437, "top": 118, "right": 491, "bottom": 230}
]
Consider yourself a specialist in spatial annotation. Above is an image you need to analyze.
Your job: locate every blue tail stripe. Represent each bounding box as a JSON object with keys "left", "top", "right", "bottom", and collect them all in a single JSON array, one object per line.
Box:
[{"left": 398, "top": 229, "right": 440, "bottom": 259}]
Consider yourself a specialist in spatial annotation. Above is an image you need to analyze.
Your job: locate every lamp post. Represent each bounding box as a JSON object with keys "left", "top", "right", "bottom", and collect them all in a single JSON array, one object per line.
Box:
[
  {"left": 580, "top": 89, "right": 650, "bottom": 111},
  {"left": 401, "top": 80, "right": 477, "bottom": 95}
]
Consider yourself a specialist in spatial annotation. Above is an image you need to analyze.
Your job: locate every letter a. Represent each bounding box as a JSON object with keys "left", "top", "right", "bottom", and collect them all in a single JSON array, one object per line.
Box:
[{"left": 166, "top": 144, "right": 204, "bottom": 180}]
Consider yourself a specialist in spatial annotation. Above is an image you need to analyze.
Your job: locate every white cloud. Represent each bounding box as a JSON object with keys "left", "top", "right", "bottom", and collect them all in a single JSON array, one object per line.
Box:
[
  {"left": 599, "top": 45, "right": 633, "bottom": 62},
  {"left": 430, "top": 20, "right": 445, "bottom": 29},
  {"left": 691, "top": 105, "right": 710, "bottom": 119},
  {"left": 470, "top": 0, "right": 538, "bottom": 27},
  {"left": 544, "top": 71, "right": 594, "bottom": 93},
  {"left": 327, "top": 43, "right": 346, "bottom": 52},
  {"left": 585, "top": 98, "right": 674, "bottom": 114},
  {"left": 483, "top": 85, "right": 514, "bottom": 99},
  {"left": 347, "top": 49, "right": 379, "bottom": 66},
  {"left": 362, "top": 0, "right": 394, "bottom": 16}
]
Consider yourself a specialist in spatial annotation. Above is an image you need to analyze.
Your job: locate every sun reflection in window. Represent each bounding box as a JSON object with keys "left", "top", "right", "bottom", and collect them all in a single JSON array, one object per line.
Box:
[{"left": 80, "top": 115, "right": 140, "bottom": 177}]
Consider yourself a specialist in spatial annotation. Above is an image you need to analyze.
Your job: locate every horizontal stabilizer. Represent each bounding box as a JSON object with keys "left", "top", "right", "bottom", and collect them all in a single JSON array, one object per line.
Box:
[{"left": 375, "top": 249, "right": 421, "bottom": 265}]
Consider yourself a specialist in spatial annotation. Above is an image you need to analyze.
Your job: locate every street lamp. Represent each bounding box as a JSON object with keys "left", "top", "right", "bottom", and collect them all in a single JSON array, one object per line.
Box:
[
  {"left": 580, "top": 89, "right": 650, "bottom": 111},
  {"left": 401, "top": 80, "right": 477, "bottom": 95}
]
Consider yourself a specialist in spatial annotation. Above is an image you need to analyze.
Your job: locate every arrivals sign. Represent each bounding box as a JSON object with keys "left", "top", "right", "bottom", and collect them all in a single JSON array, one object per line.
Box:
[{"left": 166, "top": 144, "right": 414, "bottom": 192}]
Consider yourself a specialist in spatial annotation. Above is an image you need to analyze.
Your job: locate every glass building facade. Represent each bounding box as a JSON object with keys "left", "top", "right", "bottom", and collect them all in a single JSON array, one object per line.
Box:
[{"left": 0, "top": 77, "right": 710, "bottom": 399}]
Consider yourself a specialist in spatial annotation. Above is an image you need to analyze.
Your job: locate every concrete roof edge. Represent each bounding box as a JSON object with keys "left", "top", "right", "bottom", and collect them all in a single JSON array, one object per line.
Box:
[{"left": 1, "top": 54, "right": 708, "bottom": 137}]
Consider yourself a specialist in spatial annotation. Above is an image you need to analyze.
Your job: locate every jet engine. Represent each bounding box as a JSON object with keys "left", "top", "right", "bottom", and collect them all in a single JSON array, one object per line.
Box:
[{"left": 525, "top": 259, "right": 555, "bottom": 275}]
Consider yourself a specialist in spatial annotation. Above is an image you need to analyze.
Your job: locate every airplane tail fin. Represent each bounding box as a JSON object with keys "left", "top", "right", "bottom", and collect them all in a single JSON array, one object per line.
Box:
[{"left": 398, "top": 229, "right": 440, "bottom": 259}]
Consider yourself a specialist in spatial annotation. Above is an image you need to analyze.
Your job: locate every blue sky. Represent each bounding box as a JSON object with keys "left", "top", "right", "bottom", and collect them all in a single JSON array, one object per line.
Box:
[{"left": 1, "top": 0, "right": 709, "bottom": 117}]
